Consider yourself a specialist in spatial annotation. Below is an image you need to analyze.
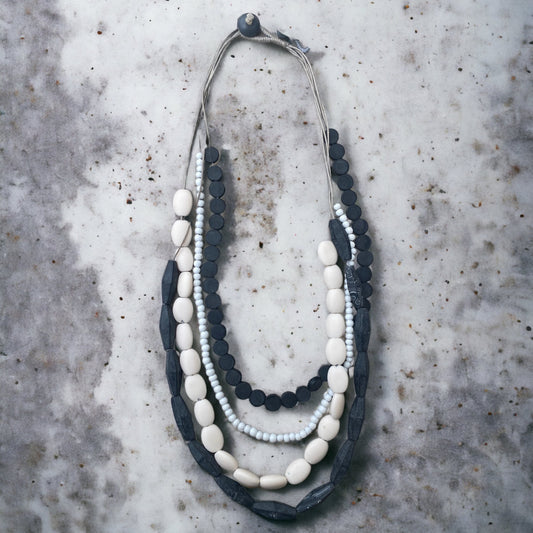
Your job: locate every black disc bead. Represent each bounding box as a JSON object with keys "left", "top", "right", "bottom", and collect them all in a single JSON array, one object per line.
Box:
[
  {"left": 346, "top": 205, "right": 362, "bottom": 221},
  {"left": 361, "top": 283, "right": 373, "bottom": 298},
  {"left": 357, "top": 251, "right": 374, "bottom": 267},
  {"left": 201, "top": 261, "right": 218, "bottom": 277},
  {"left": 307, "top": 376, "right": 322, "bottom": 392},
  {"left": 204, "top": 146, "right": 219, "bottom": 163},
  {"left": 235, "top": 381, "right": 252, "bottom": 399},
  {"left": 281, "top": 391, "right": 298, "bottom": 408},
  {"left": 209, "top": 182, "right": 225, "bottom": 198},
  {"left": 210, "top": 198, "right": 226, "bottom": 214},
  {"left": 356, "top": 266, "right": 372, "bottom": 282},
  {"left": 318, "top": 364, "right": 330, "bottom": 382},
  {"left": 265, "top": 394, "right": 282, "bottom": 412},
  {"left": 202, "top": 278, "right": 219, "bottom": 294},
  {"left": 329, "top": 143, "right": 345, "bottom": 160},
  {"left": 332, "top": 159, "right": 349, "bottom": 175},
  {"left": 207, "top": 165, "right": 222, "bottom": 181},
  {"left": 206, "top": 229, "right": 222, "bottom": 245},
  {"left": 205, "top": 293, "right": 221, "bottom": 309},
  {"left": 204, "top": 245, "right": 220, "bottom": 261},
  {"left": 341, "top": 190, "right": 357, "bottom": 206},
  {"left": 213, "top": 340, "right": 228, "bottom": 355},
  {"left": 296, "top": 386, "right": 311, "bottom": 403},
  {"left": 328, "top": 128, "right": 339, "bottom": 145},
  {"left": 226, "top": 369, "right": 241, "bottom": 386},
  {"left": 209, "top": 215, "right": 224, "bottom": 230},
  {"left": 355, "top": 235, "right": 372, "bottom": 251},
  {"left": 337, "top": 174, "right": 354, "bottom": 191},
  {"left": 353, "top": 218, "right": 368, "bottom": 235},
  {"left": 249, "top": 389, "right": 266, "bottom": 407},
  {"left": 208, "top": 309, "right": 223, "bottom": 324},
  {"left": 211, "top": 324, "right": 226, "bottom": 340},
  {"left": 219, "top": 354, "right": 234, "bottom": 370}
]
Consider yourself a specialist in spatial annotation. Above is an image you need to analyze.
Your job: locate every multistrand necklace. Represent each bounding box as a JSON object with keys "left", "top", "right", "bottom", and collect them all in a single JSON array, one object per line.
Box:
[{"left": 159, "top": 13, "right": 372, "bottom": 520}]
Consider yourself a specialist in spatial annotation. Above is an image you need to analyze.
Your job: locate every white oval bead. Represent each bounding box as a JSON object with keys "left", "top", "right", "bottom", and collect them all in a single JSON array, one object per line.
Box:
[
  {"left": 176, "top": 323, "right": 193, "bottom": 350},
  {"left": 330, "top": 393, "right": 345, "bottom": 419},
  {"left": 326, "top": 289, "right": 345, "bottom": 313},
  {"left": 179, "top": 348, "right": 201, "bottom": 375},
  {"left": 194, "top": 399, "right": 215, "bottom": 427},
  {"left": 326, "top": 314, "right": 345, "bottom": 338},
  {"left": 304, "top": 438, "right": 329, "bottom": 465},
  {"left": 201, "top": 424, "right": 224, "bottom": 453},
  {"left": 177, "top": 272, "right": 193, "bottom": 297},
  {"left": 317, "top": 415, "right": 340, "bottom": 441},
  {"left": 233, "top": 468, "right": 260, "bottom": 488},
  {"left": 214, "top": 450, "right": 238, "bottom": 472},
  {"left": 285, "top": 458, "right": 311, "bottom": 485},
  {"left": 172, "top": 297, "right": 193, "bottom": 323},
  {"left": 176, "top": 247, "right": 194, "bottom": 271},
  {"left": 323, "top": 265, "right": 343, "bottom": 289},
  {"left": 317, "top": 241, "right": 338, "bottom": 266},
  {"left": 171, "top": 220, "right": 192, "bottom": 247},
  {"left": 325, "top": 338, "right": 346, "bottom": 365},
  {"left": 184, "top": 374, "right": 206, "bottom": 401},
  {"left": 328, "top": 365, "right": 349, "bottom": 393},
  {"left": 173, "top": 188, "right": 193, "bottom": 216},
  {"left": 260, "top": 475, "right": 288, "bottom": 490}
]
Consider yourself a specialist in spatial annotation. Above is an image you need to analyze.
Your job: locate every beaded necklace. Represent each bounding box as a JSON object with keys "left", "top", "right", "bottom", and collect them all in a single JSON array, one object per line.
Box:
[{"left": 159, "top": 13, "right": 372, "bottom": 520}]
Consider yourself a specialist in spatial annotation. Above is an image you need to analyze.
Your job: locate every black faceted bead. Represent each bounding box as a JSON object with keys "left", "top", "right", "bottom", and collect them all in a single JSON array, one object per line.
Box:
[
  {"left": 252, "top": 500, "right": 297, "bottom": 521},
  {"left": 213, "top": 340, "right": 228, "bottom": 355},
  {"left": 281, "top": 391, "right": 297, "bottom": 408},
  {"left": 341, "top": 190, "right": 357, "bottom": 206},
  {"left": 296, "top": 482, "right": 335, "bottom": 513},
  {"left": 226, "top": 368, "right": 241, "bottom": 386},
  {"left": 307, "top": 376, "right": 322, "bottom": 391},
  {"left": 250, "top": 389, "right": 266, "bottom": 406},
  {"left": 165, "top": 349, "right": 182, "bottom": 397},
  {"left": 330, "top": 439, "right": 355, "bottom": 485},
  {"left": 161, "top": 260, "right": 178, "bottom": 305},
  {"left": 354, "top": 351, "right": 369, "bottom": 397},
  {"left": 361, "top": 283, "right": 373, "bottom": 298},
  {"left": 209, "top": 181, "right": 225, "bottom": 198},
  {"left": 205, "top": 293, "right": 221, "bottom": 309},
  {"left": 211, "top": 324, "right": 226, "bottom": 340},
  {"left": 210, "top": 198, "right": 226, "bottom": 214},
  {"left": 346, "top": 204, "right": 362, "bottom": 221},
  {"left": 159, "top": 304, "right": 177, "bottom": 350},
  {"left": 171, "top": 395, "right": 195, "bottom": 442},
  {"left": 209, "top": 215, "right": 224, "bottom": 230},
  {"left": 355, "top": 235, "right": 371, "bottom": 251},
  {"left": 204, "top": 146, "right": 219, "bottom": 163},
  {"left": 346, "top": 265, "right": 363, "bottom": 309},
  {"left": 329, "top": 218, "right": 351, "bottom": 261},
  {"left": 353, "top": 218, "right": 368, "bottom": 235},
  {"left": 348, "top": 397, "right": 365, "bottom": 441},
  {"left": 354, "top": 308, "right": 371, "bottom": 352},
  {"left": 206, "top": 230, "right": 222, "bottom": 246},
  {"left": 356, "top": 266, "right": 372, "bottom": 282},
  {"left": 235, "top": 381, "right": 252, "bottom": 399},
  {"left": 329, "top": 143, "right": 345, "bottom": 160},
  {"left": 296, "top": 386, "right": 311, "bottom": 403},
  {"left": 328, "top": 128, "right": 339, "bottom": 145},
  {"left": 202, "top": 278, "right": 219, "bottom": 294},
  {"left": 201, "top": 261, "right": 218, "bottom": 278},
  {"left": 204, "top": 245, "right": 220, "bottom": 261},
  {"left": 265, "top": 394, "right": 282, "bottom": 412},
  {"left": 362, "top": 298, "right": 371, "bottom": 310},
  {"left": 208, "top": 309, "right": 223, "bottom": 324},
  {"left": 337, "top": 174, "right": 354, "bottom": 191},
  {"left": 318, "top": 364, "right": 330, "bottom": 382},
  {"left": 332, "top": 159, "right": 349, "bottom": 175},
  {"left": 215, "top": 475, "right": 254, "bottom": 508},
  {"left": 207, "top": 165, "right": 222, "bottom": 181},
  {"left": 357, "top": 251, "right": 374, "bottom": 267},
  {"left": 188, "top": 440, "right": 222, "bottom": 477},
  {"left": 219, "top": 354, "right": 235, "bottom": 370}
]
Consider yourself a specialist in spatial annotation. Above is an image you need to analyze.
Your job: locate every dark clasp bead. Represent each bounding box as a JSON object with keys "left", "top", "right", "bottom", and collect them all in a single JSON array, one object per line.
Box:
[{"left": 237, "top": 13, "right": 261, "bottom": 37}]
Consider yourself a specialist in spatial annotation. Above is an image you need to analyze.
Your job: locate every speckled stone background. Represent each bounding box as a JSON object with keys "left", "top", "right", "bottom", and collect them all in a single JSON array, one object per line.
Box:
[{"left": 1, "top": 1, "right": 532, "bottom": 532}]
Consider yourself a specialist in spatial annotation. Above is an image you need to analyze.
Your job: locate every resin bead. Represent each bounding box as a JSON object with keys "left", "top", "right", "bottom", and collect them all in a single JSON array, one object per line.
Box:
[
  {"left": 171, "top": 219, "right": 192, "bottom": 247},
  {"left": 176, "top": 323, "right": 193, "bottom": 350},
  {"left": 317, "top": 415, "right": 340, "bottom": 441},
  {"left": 233, "top": 468, "right": 260, "bottom": 489},
  {"left": 179, "top": 348, "right": 201, "bottom": 375},
  {"left": 330, "top": 393, "right": 345, "bottom": 419},
  {"left": 172, "top": 297, "right": 194, "bottom": 323},
  {"left": 201, "top": 424, "right": 224, "bottom": 453},
  {"left": 317, "top": 240, "right": 338, "bottom": 266},
  {"left": 323, "top": 265, "right": 343, "bottom": 289},
  {"left": 173, "top": 188, "right": 193, "bottom": 216},
  {"left": 326, "top": 288, "right": 344, "bottom": 313},
  {"left": 176, "top": 247, "right": 194, "bottom": 271},
  {"left": 326, "top": 314, "right": 345, "bottom": 338},
  {"left": 184, "top": 374, "right": 207, "bottom": 401},
  {"left": 325, "top": 338, "right": 346, "bottom": 365},
  {"left": 214, "top": 450, "right": 239, "bottom": 472},
  {"left": 285, "top": 458, "right": 311, "bottom": 485},
  {"left": 260, "top": 474, "right": 288, "bottom": 490},
  {"left": 327, "top": 365, "right": 349, "bottom": 393},
  {"left": 304, "top": 437, "right": 329, "bottom": 464},
  {"left": 177, "top": 272, "right": 193, "bottom": 297},
  {"left": 194, "top": 398, "right": 215, "bottom": 427}
]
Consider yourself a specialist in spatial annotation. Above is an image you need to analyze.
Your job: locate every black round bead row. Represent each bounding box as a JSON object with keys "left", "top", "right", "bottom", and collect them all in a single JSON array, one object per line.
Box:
[{"left": 202, "top": 146, "right": 330, "bottom": 412}]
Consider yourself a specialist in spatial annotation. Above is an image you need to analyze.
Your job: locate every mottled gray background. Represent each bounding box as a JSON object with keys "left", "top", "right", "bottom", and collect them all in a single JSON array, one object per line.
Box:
[{"left": 1, "top": 1, "right": 532, "bottom": 532}]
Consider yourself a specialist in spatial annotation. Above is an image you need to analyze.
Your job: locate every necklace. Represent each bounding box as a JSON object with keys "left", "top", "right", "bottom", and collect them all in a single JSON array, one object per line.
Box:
[{"left": 160, "top": 13, "right": 372, "bottom": 520}]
